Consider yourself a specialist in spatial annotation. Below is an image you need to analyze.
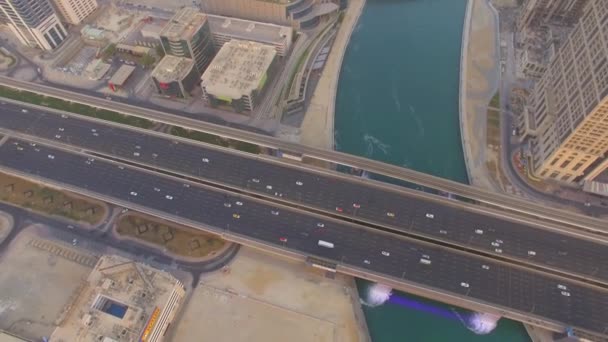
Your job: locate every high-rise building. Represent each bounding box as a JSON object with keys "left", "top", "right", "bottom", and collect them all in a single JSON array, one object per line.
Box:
[
  {"left": 517, "top": 0, "right": 589, "bottom": 32},
  {"left": 159, "top": 8, "right": 215, "bottom": 76},
  {"left": 0, "top": 0, "right": 68, "bottom": 50},
  {"left": 200, "top": 0, "right": 338, "bottom": 30},
  {"left": 52, "top": 0, "right": 98, "bottom": 25},
  {"left": 523, "top": 0, "right": 608, "bottom": 183},
  {"left": 151, "top": 55, "right": 199, "bottom": 99}
]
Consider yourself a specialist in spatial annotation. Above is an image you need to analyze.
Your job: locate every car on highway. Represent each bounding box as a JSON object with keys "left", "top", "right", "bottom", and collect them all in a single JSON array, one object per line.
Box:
[
  {"left": 482, "top": 265, "right": 490, "bottom": 270},
  {"left": 296, "top": 181, "right": 303, "bottom": 186},
  {"left": 165, "top": 195, "right": 173, "bottom": 200},
  {"left": 386, "top": 212, "right": 395, "bottom": 217},
  {"left": 129, "top": 191, "right": 138, "bottom": 196},
  {"left": 279, "top": 237, "right": 287, "bottom": 243},
  {"left": 316, "top": 222, "right": 325, "bottom": 228},
  {"left": 335, "top": 207, "right": 343, "bottom": 212},
  {"left": 420, "top": 258, "right": 431, "bottom": 265},
  {"left": 425, "top": 213, "right": 434, "bottom": 219},
  {"left": 236, "top": 201, "right": 243, "bottom": 206},
  {"left": 528, "top": 250, "right": 536, "bottom": 256},
  {"left": 381, "top": 251, "right": 390, "bottom": 256},
  {"left": 271, "top": 210, "right": 279, "bottom": 216},
  {"left": 561, "top": 291, "right": 571, "bottom": 297},
  {"left": 475, "top": 229, "right": 483, "bottom": 235},
  {"left": 252, "top": 178, "right": 260, "bottom": 183},
  {"left": 364, "top": 259, "right": 371, "bottom": 265},
  {"left": 224, "top": 202, "right": 232, "bottom": 208},
  {"left": 202, "top": 158, "right": 209, "bottom": 163},
  {"left": 232, "top": 213, "right": 240, "bottom": 219},
  {"left": 460, "top": 282, "right": 470, "bottom": 288},
  {"left": 353, "top": 203, "right": 361, "bottom": 209}
]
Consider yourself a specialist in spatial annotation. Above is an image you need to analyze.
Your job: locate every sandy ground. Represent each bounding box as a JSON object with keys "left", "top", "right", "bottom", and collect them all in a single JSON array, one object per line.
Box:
[
  {"left": 460, "top": 0, "right": 500, "bottom": 191},
  {"left": 171, "top": 247, "right": 368, "bottom": 342},
  {"left": 0, "top": 228, "right": 97, "bottom": 340},
  {"left": 0, "top": 211, "right": 14, "bottom": 245},
  {"left": 298, "top": 0, "right": 365, "bottom": 150}
]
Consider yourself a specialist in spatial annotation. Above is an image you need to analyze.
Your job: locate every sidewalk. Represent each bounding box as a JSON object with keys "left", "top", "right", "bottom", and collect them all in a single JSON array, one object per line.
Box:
[{"left": 299, "top": 0, "right": 365, "bottom": 150}]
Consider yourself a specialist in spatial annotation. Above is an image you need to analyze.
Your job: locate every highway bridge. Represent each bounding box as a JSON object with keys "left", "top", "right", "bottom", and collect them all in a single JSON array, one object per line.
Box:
[
  {"left": 1, "top": 77, "right": 607, "bottom": 235},
  {"left": 0, "top": 100, "right": 607, "bottom": 339},
  {"left": 0, "top": 136, "right": 607, "bottom": 340},
  {"left": 1, "top": 103, "right": 608, "bottom": 286}
]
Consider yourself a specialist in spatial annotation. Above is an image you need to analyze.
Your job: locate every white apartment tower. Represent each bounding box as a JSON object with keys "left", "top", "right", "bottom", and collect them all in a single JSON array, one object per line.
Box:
[
  {"left": 52, "top": 0, "right": 98, "bottom": 25},
  {"left": 0, "top": 0, "right": 68, "bottom": 50},
  {"left": 524, "top": 0, "right": 608, "bottom": 183}
]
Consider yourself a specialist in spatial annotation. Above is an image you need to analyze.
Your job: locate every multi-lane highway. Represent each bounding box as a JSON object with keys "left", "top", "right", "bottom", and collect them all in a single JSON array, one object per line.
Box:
[
  {"left": 1, "top": 77, "right": 606, "bottom": 233},
  {"left": 0, "top": 137, "right": 607, "bottom": 338},
  {"left": 2, "top": 104, "right": 608, "bottom": 284}
]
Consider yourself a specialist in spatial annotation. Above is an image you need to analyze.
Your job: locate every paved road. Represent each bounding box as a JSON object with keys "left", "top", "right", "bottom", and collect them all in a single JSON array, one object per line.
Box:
[
  {"left": 2, "top": 105, "right": 607, "bottom": 284},
  {"left": 0, "top": 137, "right": 607, "bottom": 337},
  {"left": 1, "top": 77, "right": 605, "bottom": 234}
]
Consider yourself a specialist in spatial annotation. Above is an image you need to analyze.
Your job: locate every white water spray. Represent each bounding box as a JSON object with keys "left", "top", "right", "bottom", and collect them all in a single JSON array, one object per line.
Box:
[
  {"left": 362, "top": 283, "right": 393, "bottom": 307},
  {"left": 465, "top": 312, "right": 501, "bottom": 334}
]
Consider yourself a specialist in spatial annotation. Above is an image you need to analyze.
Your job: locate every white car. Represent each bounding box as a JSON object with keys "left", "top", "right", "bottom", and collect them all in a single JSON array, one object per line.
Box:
[
  {"left": 165, "top": 195, "right": 173, "bottom": 200},
  {"left": 491, "top": 242, "right": 500, "bottom": 247},
  {"left": 474, "top": 229, "right": 483, "bottom": 235},
  {"left": 58, "top": 127, "right": 65, "bottom": 131},
  {"left": 425, "top": 213, "right": 434, "bottom": 219},
  {"left": 560, "top": 291, "right": 570, "bottom": 297},
  {"left": 494, "top": 248, "right": 503, "bottom": 254},
  {"left": 72, "top": 238, "right": 78, "bottom": 246},
  {"left": 496, "top": 239, "right": 504, "bottom": 244},
  {"left": 224, "top": 203, "right": 232, "bottom": 208},
  {"left": 271, "top": 210, "right": 279, "bottom": 216},
  {"left": 460, "top": 282, "right": 470, "bottom": 288},
  {"left": 527, "top": 250, "right": 536, "bottom": 256},
  {"left": 153, "top": 187, "right": 160, "bottom": 192},
  {"left": 55, "top": 134, "right": 61, "bottom": 139},
  {"left": 133, "top": 152, "right": 140, "bottom": 157},
  {"left": 296, "top": 181, "right": 303, "bottom": 186},
  {"left": 183, "top": 183, "right": 190, "bottom": 188},
  {"left": 386, "top": 212, "right": 395, "bottom": 217},
  {"left": 363, "top": 259, "right": 371, "bottom": 265},
  {"left": 266, "top": 185, "right": 273, "bottom": 190},
  {"left": 439, "top": 229, "right": 448, "bottom": 234},
  {"left": 252, "top": 178, "right": 260, "bottom": 183},
  {"left": 316, "top": 223, "right": 325, "bottom": 228},
  {"left": 557, "top": 284, "right": 567, "bottom": 290},
  {"left": 129, "top": 191, "right": 138, "bottom": 196},
  {"left": 381, "top": 251, "right": 390, "bottom": 257},
  {"left": 236, "top": 201, "right": 243, "bottom": 206},
  {"left": 482, "top": 265, "right": 490, "bottom": 270},
  {"left": 202, "top": 158, "right": 210, "bottom": 163},
  {"left": 21, "top": 109, "right": 28, "bottom": 113}
]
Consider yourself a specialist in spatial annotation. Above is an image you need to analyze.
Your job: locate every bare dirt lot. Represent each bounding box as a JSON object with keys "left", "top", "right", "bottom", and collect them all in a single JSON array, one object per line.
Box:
[
  {"left": 0, "top": 228, "right": 97, "bottom": 340},
  {"left": 172, "top": 247, "right": 365, "bottom": 342}
]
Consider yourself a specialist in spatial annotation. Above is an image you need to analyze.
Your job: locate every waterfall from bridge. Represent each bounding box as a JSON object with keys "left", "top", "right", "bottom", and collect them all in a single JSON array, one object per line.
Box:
[{"left": 363, "top": 283, "right": 501, "bottom": 334}]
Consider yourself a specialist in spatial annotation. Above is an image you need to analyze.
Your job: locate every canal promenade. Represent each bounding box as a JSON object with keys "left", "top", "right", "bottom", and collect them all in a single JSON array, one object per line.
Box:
[
  {"left": 299, "top": 0, "right": 366, "bottom": 150},
  {"left": 459, "top": 0, "right": 501, "bottom": 191}
]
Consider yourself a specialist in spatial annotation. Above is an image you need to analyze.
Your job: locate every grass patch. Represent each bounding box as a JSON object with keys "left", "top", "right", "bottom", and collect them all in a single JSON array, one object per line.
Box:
[
  {"left": 0, "top": 172, "right": 106, "bottom": 224},
  {"left": 489, "top": 91, "right": 500, "bottom": 108},
  {"left": 486, "top": 109, "right": 500, "bottom": 146},
  {"left": 116, "top": 214, "right": 226, "bottom": 258},
  {"left": 170, "top": 126, "right": 261, "bottom": 154},
  {"left": 0, "top": 86, "right": 154, "bottom": 129}
]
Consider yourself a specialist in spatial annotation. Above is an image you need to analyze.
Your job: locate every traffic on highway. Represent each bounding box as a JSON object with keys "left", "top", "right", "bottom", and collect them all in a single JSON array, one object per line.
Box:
[
  {"left": 0, "top": 137, "right": 607, "bottom": 338},
  {"left": 1, "top": 76, "right": 605, "bottom": 234},
  {"left": 2, "top": 105, "right": 608, "bottom": 284}
]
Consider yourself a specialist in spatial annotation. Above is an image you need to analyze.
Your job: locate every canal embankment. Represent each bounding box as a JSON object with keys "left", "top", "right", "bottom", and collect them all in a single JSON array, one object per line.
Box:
[
  {"left": 459, "top": 0, "right": 500, "bottom": 190},
  {"left": 298, "top": 0, "right": 366, "bottom": 150}
]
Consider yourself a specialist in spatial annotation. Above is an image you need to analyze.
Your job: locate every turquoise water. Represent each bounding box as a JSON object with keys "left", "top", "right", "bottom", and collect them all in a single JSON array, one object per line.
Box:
[{"left": 334, "top": 0, "right": 530, "bottom": 340}]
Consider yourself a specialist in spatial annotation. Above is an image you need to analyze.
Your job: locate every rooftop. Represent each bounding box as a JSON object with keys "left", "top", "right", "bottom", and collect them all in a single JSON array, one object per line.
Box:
[
  {"left": 109, "top": 64, "right": 136, "bottom": 86},
  {"left": 50, "top": 255, "right": 185, "bottom": 342},
  {"left": 159, "top": 8, "right": 208, "bottom": 41},
  {"left": 201, "top": 40, "right": 277, "bottom": 100},
  {"left": 207, "top": 15, "right": 292, "bottom": 46},
  {"left": 151, "top": 55, "right": 195, "bottom": 83}
]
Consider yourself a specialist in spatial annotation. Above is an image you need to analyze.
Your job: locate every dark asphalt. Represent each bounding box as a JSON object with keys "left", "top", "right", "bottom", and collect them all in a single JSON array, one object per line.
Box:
[
  {"left": 0, "top": 138, "right": 607, "bottom": 336},
  {"left": 1, "top": 105, "right": 607, "bottom": 284}
]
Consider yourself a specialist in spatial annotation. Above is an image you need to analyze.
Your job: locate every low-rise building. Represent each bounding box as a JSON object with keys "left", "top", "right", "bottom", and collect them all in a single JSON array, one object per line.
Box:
[
  {"left": 108, "top": 64, "right": 136, "bottom": 91},
  {"left": 207, "top": 15, "right": 292, "bottom": 57},
  {"left": 52, "top": 0, "right": 99, "bottom": 25},
  {"left": 50, "top": 255, "right": 185, "bottom": 342},
  {"left": 201, "top": 40, "right": 277, "bottom": 113},
  {"left": 151, "top": 55, "right": 199, "bottom": 98}
]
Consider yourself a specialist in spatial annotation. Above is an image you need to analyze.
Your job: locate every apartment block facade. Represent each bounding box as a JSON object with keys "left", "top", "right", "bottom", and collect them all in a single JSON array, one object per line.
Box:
[
  {"left": 52, "top": 0, "right": 98, "bottom": 25},
  {"left": 524, "top": 0, "right": 608, "bottom": 183},
  {"left": 0, "top": 0, "right": 68, "bottom": 50},
  {"left": 517, "top": 0, "right": 589, "bottom": 31}
]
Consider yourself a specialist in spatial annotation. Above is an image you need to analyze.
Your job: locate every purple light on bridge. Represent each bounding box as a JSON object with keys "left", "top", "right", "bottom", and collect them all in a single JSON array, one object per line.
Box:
[{"left": 389, "top": 294, "right": 458, "bottom": 321}]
